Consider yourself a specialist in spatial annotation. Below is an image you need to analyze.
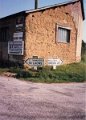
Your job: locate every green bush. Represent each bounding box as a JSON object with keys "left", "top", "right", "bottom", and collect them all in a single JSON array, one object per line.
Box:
[
  {"left": 81, "top": 40, "right": 86, "bottom": 63},
  {"left": 33, "top": 63, "right": 85, "bottom": 82},
  {"left": 16, "top": 70, "right": 33, "bottom": 78},
  {"left": 0, "top": 61, "right": 85, "bottom": 83},
  {"left": 8, "top": 67, "right": 21, "bottom": 73}
]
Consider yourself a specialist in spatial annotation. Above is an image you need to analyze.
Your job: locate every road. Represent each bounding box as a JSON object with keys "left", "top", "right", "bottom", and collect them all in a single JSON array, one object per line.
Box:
[{"left": 0, "top": 76, "right": 86, "bottom": 120}]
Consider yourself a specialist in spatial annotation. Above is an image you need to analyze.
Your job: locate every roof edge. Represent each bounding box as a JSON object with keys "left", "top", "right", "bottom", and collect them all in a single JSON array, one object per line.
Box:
[
  {"left": 26, "top": 0, "right": 85, "bottom": 20},
  {"left": 0, "top": 0, "right": 85, "bottom": 20},
  {"left": 0, "top": 11, "right": 25, "bottom": 20},
  {"left": 26, "top": 0, "right": 79, "bottom": 13}
]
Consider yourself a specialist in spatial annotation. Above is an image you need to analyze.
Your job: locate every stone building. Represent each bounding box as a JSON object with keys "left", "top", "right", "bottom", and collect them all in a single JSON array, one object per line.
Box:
[{"left": 0, "top": 0, "right": 85, "bottom": 67}]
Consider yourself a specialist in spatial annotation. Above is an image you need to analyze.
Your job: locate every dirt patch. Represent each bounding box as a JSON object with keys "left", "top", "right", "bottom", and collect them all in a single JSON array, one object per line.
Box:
[{"left": 2, "top": 72, "right": 16, "bottom": 77}]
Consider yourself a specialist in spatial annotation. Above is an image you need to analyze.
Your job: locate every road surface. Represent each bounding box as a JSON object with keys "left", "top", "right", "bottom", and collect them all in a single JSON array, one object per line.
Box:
[{"left": 0, "top": 76, "right": 86, "bottom": 120}]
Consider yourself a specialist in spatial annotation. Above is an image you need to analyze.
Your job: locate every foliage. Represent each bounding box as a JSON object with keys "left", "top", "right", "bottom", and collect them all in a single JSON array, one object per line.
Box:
[
  {"left": 81, "top": 40, "right": 86, "bottom": 63},
  {"left": 15, "top": 62, "right": 86, "bottom": 83},
  {"left": 0, "top": 62, "right": 85, "bottom": 83},
  {"left": 0, "top": 40, "right": 86, "bottom": 83}
]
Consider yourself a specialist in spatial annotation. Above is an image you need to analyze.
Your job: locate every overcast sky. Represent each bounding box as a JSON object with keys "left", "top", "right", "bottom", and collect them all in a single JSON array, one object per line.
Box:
[{"left": 0, "top": 0, "right": 86, "bottom": 42}]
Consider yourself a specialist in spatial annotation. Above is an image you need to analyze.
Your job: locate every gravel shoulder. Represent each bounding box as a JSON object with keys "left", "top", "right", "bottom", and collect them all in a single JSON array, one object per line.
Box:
[{"left": 0, "top": 76, "right": 86, "bottom": 120}]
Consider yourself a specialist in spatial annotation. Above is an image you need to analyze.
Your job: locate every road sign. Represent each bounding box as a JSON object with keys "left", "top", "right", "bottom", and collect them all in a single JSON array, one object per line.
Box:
[
  {"left": 25, "top": 58, "right": 44, "bottom": 67},
  {"left": 48, "top": 58, "right": 63, "bottom": 66}
]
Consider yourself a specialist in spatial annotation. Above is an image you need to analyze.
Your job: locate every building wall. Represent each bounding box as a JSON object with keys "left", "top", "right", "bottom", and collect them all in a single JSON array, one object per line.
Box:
[
  {"left": 0, "top": 14, "right": 25, "bottom": 63},
  {"left": 0, "top": 1, "right": 83, "bottom": 66},
  {"left": 0, "top": 18, "right": 14, "bottom": 61},
  {"left": 25, "top": 1, "right": 83, "bottom": 66},
  {"left": 65, "top": 1, "right": 83, "bottom": 61}
]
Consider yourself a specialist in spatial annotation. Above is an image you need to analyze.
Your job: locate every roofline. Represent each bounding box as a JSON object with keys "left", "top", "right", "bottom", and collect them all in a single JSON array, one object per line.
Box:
[
  {"left": 26, "top": 0, "right": 85, "bottom": 20},
  {"left": 0, "top": 11, "right": 25, "bottom": 20},
  {"left": 26, "top": 0, "right": 79, "bottom": 13},
  {"left": 0, "top": 0, "right": 85, "bottom": 20}
]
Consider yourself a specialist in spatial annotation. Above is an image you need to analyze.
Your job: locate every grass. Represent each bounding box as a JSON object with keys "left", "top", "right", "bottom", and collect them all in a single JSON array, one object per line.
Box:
[
  {"left": 0, "top": 42, "right": 86, "bottom": 83},
  {"left": 0, "top": 62, "right": 85, "bottom": 83},
  {"left": 0, "top": 40, "right": 86, "bottom": 83},
  {"left": 14, "top": 62, "right": 85, "bottom": 83}
]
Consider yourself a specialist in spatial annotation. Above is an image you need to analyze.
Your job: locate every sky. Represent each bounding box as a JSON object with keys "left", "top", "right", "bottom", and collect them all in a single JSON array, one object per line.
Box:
[{"left": 0, "top": 0, "right": 86, "bottom": 42}]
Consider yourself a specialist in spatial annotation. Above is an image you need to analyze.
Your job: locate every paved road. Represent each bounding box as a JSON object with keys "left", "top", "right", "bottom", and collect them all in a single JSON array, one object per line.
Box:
[{"left": 0, "top": 76, "right": 86, "bottom": 120}]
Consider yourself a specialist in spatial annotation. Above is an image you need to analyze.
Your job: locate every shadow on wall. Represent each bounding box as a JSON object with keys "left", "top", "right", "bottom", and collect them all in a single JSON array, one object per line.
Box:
[{"left": 0, "top": 60, "right": 24, "bottom": 68}]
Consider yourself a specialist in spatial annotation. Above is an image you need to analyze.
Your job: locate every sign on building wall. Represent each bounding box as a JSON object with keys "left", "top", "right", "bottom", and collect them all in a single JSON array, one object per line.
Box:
[
  {"left": 48, "top": 59, "right": 63, "bottom": 66},
  {"left": 13, "top": 32, "right": 23, "bottom": 41},
  {"left": 8, "top": 41, "right": 24, "bottom": 55},
  {"left": 25, "top": 58, "right": 44, "bottom": 67},
  {"left": 16, "top": 24, "right": 24, "bottom": 31},
  {"left": 16, "top": 16, "right": 24, "bottom": 31},
  {"left": 8, "top": 16, "right": 24, "bottom": 55}
]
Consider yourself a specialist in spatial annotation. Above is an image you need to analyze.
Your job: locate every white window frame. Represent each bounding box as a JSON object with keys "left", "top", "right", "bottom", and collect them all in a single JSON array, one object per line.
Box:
[{"left": 56, "top": 25, "right": 71, "bottom": 43}]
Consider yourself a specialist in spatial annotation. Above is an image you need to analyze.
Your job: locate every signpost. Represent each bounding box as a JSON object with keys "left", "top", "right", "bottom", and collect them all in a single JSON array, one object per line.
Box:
[
  {"left": 25, "top": 58, "right": 62, "bottom": 70},
  {"left": 25, "top": 58, "right": 44, "bottom": 70},
  {"left": 48, "top": 58, "right": 63, "bottom": 69}
]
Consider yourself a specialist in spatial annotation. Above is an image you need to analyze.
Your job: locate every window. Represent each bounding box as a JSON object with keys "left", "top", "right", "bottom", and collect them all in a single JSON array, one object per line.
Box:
[{"left": 57, "top": 26, "right": 70, "bottom": 43}]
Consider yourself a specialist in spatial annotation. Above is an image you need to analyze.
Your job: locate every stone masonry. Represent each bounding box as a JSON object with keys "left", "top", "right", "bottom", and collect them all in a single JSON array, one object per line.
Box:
[
  {"left": 0, "top": 0, "right": 84, "bottom": 67},
  {"left": 24, "top": 0, "right": 83, "bottom": 66}
]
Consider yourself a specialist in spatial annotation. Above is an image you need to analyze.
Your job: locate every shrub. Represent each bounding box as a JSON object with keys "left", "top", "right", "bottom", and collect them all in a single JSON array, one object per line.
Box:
[
  {"left": 0, "top": 61, "right": 85, "bottom": 83},
  {"left": 81, "top": 40, "right": 86, "bottom": 63},
  {"left": 16, "top": 70, "right": 33, "bottom": 78}
]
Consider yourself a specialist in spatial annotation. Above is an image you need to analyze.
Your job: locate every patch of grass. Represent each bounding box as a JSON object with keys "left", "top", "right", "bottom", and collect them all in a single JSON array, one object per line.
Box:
[
  {"left": 16, "top": 70, "right": 33, "bottom": 78},
  {"left": 15, "top": 62, "right": 86, "bottom": 83},
  {"left": 8, "top": 67, "right": 22, "bottom": 73},
  {"left": 0, "top": 62, "right": 85, "bottom": 83}
]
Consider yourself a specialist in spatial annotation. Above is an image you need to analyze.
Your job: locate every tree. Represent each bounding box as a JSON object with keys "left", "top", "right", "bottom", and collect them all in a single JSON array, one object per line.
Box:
[{"left": 81, "top": 40, "right": 86, "bottom": 62}]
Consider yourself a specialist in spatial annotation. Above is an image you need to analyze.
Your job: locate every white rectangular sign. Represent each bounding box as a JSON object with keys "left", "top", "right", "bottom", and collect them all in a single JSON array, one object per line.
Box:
[
  {"left": 13, "top": 32, "right": 23, "bottom": 41},
  {"left": 8, "top": 41, "right": 24, "bottom": 55},
  {"left": 48, "top": 59, "right": 62, "bottom": 66},
  {"left": 26, "top": 58, "right": 44, "bottom": 66},
  {"left": 16, "top": 24, "right": 23, "bottom": 28},
  {"left": 16, "top": 24, "right": 24, "bottom": 31}
]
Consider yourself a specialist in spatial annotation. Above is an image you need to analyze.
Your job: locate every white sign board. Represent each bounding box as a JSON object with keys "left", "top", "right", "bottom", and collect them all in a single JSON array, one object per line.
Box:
[
  {"left": 16, "top": 24, "right": 23, "bottom": 28},
  {"left": 48, "top": 59, "right": 62, "bottom": 66},
  {"left": 25, "top": 58, "right": 44, "bottom": 67},
  {"left": 13, "top": 32, "right": 23, "bottom": 41},
  {"left": 8, "top": 41, "right": 24, "bottom": 55},
  {"left": 16, "top": 24, "right": 24, "bottom": 31}
]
